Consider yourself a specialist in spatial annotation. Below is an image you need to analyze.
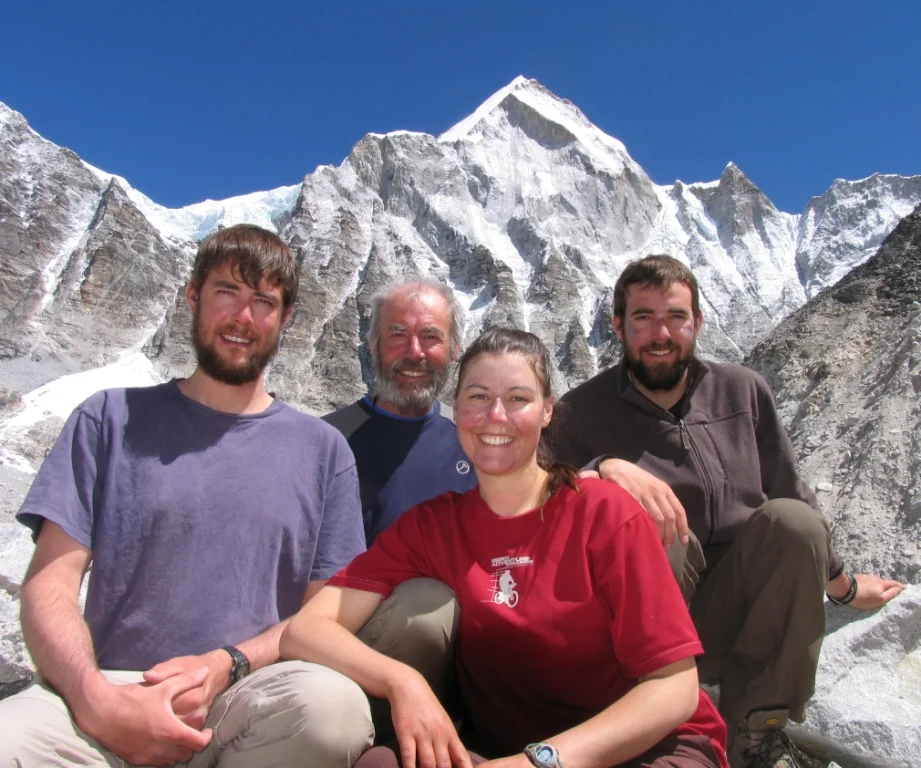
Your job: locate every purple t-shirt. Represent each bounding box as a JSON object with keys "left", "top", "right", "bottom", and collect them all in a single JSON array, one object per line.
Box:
[{"left": 17, "top": 380, "right": 366, "bottom": 671}]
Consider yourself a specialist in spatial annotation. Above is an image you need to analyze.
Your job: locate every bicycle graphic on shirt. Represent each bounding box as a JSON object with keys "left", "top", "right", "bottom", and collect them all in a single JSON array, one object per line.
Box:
[{"left": 492, "top": 569, "right": 519, "bottom": 608}]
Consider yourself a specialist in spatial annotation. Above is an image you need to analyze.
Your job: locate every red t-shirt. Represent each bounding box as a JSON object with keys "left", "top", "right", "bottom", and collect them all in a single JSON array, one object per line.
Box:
[{"left": 329, "top": 478, "right": 726, "bottom": 764}]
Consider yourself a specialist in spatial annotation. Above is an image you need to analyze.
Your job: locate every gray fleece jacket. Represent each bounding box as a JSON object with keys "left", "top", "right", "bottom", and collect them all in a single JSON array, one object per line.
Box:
[{"left": 555, "top": 358, "right": 843, "bottom": 576}]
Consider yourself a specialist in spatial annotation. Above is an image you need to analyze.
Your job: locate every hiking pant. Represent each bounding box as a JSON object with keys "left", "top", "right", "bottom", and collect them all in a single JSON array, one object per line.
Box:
[
  {"left": 667, "top": 499, "right": 831, "bottom": 723},
  {"left": 0, "top": 578, "right": 457, "bottom": 768}
]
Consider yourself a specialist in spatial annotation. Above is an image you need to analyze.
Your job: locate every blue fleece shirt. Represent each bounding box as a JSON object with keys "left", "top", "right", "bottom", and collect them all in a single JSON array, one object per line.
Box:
[{"left": 339, "top": 397, "right": 477, "bottom": 544}]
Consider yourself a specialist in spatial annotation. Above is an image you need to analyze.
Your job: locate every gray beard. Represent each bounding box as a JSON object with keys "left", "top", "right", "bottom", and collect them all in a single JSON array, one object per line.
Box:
[{"left": 371, "top": 357, "right": 449, "bottom": 413}]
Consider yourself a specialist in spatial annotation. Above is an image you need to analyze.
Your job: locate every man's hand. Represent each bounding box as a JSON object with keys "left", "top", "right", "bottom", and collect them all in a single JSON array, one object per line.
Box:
[
  {"left": 591, "top": 459, "right": 689, "bottom": 549},
  {"left": 143, "top": 649, "right": 233, "bottom": 729},
  {"left": 387, "top": 669, "right": 472, "bottom": 768},
  {"left": 826, "top": 572, "right": 906, "bottom": 610},
  {"left": 75, "top": 668, "right": 214, "bottom": 766}
]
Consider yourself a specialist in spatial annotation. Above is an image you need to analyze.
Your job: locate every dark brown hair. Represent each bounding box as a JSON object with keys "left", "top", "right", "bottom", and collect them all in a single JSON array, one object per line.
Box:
[
  {"left": 191, "top": 224, "right": 299, "bottom": 311},
  {"left": 613, "top": 254, "right": 700, "bottom": 321},
  {"left": 455, "top": 327, "right": 580, "bottom": 503}
]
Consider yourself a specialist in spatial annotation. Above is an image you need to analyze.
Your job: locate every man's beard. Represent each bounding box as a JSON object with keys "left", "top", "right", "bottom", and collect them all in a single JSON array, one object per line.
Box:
[
  {"left": 623, "top": 341, "right": 694, "bottom": 392},
  {"left": 192, "top": 312, "right": 281, "bottom": 386},
  {"left": 371, "top": 355, "right": 449, "bottom": 413}
]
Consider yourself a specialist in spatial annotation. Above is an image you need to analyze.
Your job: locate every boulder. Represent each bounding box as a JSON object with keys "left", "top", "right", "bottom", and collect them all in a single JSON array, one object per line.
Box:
[{"left": 801, "top": 586, "right": 921, "bottom": 766}]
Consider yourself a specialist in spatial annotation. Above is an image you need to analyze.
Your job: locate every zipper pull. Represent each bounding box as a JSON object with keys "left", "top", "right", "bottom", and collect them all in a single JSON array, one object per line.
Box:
[{"left": 679, "top": 419, "right": 691, "bottom": 451}]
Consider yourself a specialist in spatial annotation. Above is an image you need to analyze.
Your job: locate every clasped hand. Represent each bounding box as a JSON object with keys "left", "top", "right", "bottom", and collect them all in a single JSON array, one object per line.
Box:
[{"left": 76, "top": 651, "right": 231, "bottom": 766}]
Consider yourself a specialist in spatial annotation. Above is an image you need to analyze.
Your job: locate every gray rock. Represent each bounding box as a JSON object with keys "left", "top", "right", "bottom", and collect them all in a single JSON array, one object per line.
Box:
[
  {"left": 0, "top": 590, "right": 30, "bottom": 683},
  {"left": 0, "top": 523, "right": 32, "bottom": 585},
  {"left": 748, "top": 204, "right": 921, "bottom": 581},
  {"left": 802, "top": 585, "right": 921, "bottom": 765}
]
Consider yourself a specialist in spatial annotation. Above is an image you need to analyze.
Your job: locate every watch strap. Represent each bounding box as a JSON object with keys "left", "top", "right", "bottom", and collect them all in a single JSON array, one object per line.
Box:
[{"left": 221, "top": 645, "right": 250, "bottom": 684}]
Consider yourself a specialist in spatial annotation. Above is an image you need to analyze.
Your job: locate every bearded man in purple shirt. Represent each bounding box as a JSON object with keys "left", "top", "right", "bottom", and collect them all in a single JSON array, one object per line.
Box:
[{"left": 0, "top": 225, "right": 374, "bottom": 767}]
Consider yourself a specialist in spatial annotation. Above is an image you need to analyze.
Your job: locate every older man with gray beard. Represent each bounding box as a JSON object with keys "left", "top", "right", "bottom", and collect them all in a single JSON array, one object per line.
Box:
[
  {"left": 322, "top": 279, "right": 476, "bottom": 744},
  {"left": 323, "top": 279, "right": 476, "bottom": 545}
]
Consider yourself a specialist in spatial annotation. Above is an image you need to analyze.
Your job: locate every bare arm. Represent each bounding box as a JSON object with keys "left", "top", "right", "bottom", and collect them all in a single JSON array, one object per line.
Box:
[
  {"left": 20, "top": 521, "right": 211, "bottom": 766},
  {"left": 485, "top": 658, "right": 700, "bottom": 768},
  {"left": 20, "top": 521, "right": 98, "bottom": 708},
  {"left": 282, "top": 584, "right": 404, "bottom": 695},
  {"left": 281, "top": 584, "right": 471, "bottom": 768}
]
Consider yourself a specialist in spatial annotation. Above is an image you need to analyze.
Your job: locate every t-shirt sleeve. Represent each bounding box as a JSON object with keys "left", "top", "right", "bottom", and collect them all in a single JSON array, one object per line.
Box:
[
  {"left": 309, "top": 437, "right": 368, "bottom": 581},
  {"left": 16, "top": 402, "right": 106, "bottom": 548},
  {"left": 589, "top": 491, "right": 703, "bottom": 679},
  {"left": 328, "top": 502, "right": 444, "bottom": 598}
]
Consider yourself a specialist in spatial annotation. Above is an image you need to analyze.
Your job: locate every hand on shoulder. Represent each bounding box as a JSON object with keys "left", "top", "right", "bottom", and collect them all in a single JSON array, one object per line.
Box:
[{"left": 590, "top": 459, "right": 689, "bottom": 549}]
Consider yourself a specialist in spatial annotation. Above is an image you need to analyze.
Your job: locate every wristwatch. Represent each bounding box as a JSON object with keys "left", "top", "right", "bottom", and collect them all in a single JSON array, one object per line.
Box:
[
  {"left": 222, "top": 645, "right": 251, "bottom": 685},
  {"left": 524, "top": 743, "right": 563, "bottom": 768}
]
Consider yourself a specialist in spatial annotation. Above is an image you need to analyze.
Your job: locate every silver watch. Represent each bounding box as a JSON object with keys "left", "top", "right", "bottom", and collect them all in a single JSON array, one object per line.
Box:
[{"left": 524, "top": 743, "right": 563, "bottom": 768}]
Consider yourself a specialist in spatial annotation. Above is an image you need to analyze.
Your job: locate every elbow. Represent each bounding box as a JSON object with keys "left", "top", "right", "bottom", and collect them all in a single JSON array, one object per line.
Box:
[
  {"left": 278, "top": 614, "right": 311, "bottom": 661},
  {"left": 675, "top": 669, "right": 700, "bottom": 725},
  {"left": 678, "top": 684, "right": 699, "bottom": 725}
]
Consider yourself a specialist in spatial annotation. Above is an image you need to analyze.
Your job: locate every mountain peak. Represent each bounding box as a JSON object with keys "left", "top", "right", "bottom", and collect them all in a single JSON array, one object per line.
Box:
[
  {"left": 439, "top": 76, "right": 542, "bottom": 142},
  {"left": 0, "top": 102, "right": 32, "bottom": 135},
  {"left": 438, "top": 77, "right": 631, "bottom": 174}
]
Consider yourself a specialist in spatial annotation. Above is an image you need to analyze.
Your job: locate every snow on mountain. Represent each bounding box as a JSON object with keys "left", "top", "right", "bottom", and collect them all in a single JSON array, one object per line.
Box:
[
  {"left": 0, "top": 352, "right": 159, "bottom": 474},
  {"left": 81, "top": 159, "right": 300, "bottom": 244},
  {"left": 796, "top": 172, "right": 921, "bottom": 297},
  {"left": 440, "top": 76, "right": 632, "bottom": 176},
  {"left": 1, "top": 77, "right": 920, "bottom": 433}
]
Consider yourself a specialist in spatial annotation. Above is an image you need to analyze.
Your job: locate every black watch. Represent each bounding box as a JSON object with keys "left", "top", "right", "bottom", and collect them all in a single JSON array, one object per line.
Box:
[
  {"left": 524, "top": 743, "right": 563, "bottom": 768},
  {"left": 222, "top": 645, "right": 251, "bottom": 685}
]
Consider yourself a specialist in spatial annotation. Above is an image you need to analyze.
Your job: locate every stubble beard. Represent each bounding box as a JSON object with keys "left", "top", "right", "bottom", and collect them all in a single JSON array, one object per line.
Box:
[
  {"left": 371, "top": 355, "right": 449, "bottom": 413},
  {"left": 192, "top": 311, "right": 282, "bottom": 386}
]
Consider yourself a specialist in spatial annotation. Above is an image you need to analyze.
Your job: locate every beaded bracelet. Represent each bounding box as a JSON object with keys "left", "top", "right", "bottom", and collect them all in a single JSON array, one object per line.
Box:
[{"left": 827, "top": 572, "right": 858, "bottom": 606}]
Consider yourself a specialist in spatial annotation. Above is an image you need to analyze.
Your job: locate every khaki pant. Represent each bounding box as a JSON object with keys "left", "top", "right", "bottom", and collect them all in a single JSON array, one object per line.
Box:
[
  {"left": 667, "top": 499, "right": 831, "bottom": 723},
  {"left": 0, "top": 578, "right": 458, "bottom": 768}
]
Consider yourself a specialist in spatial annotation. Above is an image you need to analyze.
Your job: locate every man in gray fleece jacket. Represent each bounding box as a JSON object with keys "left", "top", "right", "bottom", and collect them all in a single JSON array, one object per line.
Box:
[{"left": 555, "top": 255, "right": 904, "bottom": 768}]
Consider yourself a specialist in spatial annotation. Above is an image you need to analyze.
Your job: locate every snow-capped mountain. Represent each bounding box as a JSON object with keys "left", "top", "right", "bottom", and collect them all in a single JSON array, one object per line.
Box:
[{"left": 1, "top": 76, "right": 920, "bottom": 459}]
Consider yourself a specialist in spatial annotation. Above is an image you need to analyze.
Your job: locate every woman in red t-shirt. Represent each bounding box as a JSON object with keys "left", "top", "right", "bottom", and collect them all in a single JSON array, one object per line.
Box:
[{"left": 281, "top": 328, "right": 727, "bottom": 768}]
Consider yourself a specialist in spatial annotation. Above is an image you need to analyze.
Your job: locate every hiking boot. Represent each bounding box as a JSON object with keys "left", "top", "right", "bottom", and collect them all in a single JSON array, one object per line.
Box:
[{"left": 727, "top": 709, "right": 812, "bottom": 768}]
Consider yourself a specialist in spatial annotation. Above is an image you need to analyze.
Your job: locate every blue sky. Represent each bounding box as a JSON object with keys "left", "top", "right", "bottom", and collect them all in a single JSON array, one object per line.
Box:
[{"left": 3, "top": 1, "right": 918, "bottom": 213}]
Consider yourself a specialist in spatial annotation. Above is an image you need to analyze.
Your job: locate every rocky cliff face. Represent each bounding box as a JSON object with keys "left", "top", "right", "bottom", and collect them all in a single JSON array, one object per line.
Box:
[{"left": 747, "top": 204, "right": 921, "bottom": 582}]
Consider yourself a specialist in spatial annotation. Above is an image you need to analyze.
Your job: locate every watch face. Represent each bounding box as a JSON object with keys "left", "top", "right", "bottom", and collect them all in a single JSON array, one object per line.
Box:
[
  {"left": 527, "top": 743, "right": 558, "bottom": 768},
  {"left": 233, "top": 659, "right": 250, "bottom": 683}
]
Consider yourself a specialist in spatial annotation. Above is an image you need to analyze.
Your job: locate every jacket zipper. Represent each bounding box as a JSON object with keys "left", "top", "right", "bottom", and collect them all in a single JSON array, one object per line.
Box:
[
  {"left": 679, "top": 419, "right": 691, "bottom": 450},
  {"left": 679, "top": 418, "right": 717, "bottom": 545}
]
